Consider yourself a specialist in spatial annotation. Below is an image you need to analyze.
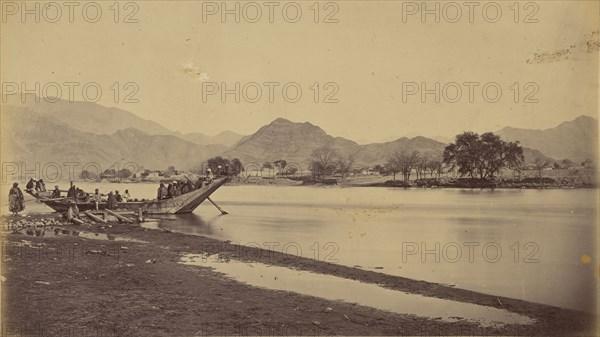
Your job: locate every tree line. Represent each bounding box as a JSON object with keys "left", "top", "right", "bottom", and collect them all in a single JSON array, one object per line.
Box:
[{"left": 196, "top": 131, "right": 592, "bottom": 182}]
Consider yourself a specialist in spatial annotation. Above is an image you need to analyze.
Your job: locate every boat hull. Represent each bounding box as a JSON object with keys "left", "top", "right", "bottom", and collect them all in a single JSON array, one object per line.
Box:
[{"left": 34, "top": 178, "right": 229, "bottom": 215}]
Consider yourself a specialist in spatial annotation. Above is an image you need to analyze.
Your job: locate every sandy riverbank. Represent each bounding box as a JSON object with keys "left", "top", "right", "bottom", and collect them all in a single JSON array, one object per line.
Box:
[{"left": 1, "top": 213, "right": 597, "bottom": 336}]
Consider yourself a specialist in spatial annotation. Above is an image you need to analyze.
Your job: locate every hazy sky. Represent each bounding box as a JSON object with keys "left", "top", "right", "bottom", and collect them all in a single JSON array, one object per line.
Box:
[{"left": 1, "top": 1, "right": 598, "bottom": 142}]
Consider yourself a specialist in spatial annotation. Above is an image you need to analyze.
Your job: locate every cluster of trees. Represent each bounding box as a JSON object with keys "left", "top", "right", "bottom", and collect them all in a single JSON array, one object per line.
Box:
[
  {"left": 80, "top": 168, "right": 133, "bottom": 180},
  {"left": 442, "top": 132, "right": 524, "bottom": 179},
  {"left": 385, "top": 151, "right": 443, "bottom": 181},
  {"left": 206, "top": 156, "right": 243, "bottom": 175},
  {"left": 308, "top": 147, "right": 355, "bottom": 180},
  {"left": 260, "top": 160, "right": 299, "bottom": 176}
]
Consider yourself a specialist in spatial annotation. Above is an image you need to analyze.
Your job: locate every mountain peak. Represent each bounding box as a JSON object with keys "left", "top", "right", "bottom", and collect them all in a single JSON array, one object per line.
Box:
[{"left": 271, "top": 117, "right": 294, "bottom": 124}]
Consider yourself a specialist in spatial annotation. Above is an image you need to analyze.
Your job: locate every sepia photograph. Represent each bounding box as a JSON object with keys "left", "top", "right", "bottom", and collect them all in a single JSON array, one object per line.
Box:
[{"left": 0, "top": 0, "right": 598, "bottom": 336}]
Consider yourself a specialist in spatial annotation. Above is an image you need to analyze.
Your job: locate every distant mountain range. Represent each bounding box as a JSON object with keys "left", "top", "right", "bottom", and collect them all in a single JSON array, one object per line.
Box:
[
  {"left": 495, "top": 115, "right": 598, "bottom": 164},
  {"left": 2, "top": 96, "right": 245, "bottom": 147},
  {"left": 223, "top": 118, "right": 559, "bottom": 167},
  {"left": 1, "top": 106, "right": 226, "bottom": 170},
  {"left": 1, "top": 97, "right": 597, "bottom": 172}
]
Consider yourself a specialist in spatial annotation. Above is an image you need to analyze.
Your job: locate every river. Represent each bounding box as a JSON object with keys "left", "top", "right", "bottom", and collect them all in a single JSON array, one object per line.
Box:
[{"left": 4, "top": 182, "right": 598, "bottom": 313}]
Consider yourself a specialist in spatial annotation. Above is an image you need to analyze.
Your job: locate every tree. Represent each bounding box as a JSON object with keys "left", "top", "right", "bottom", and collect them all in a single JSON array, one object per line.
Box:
[
  {"left": 207, "top": 156, "right": 231, "bottom": 175},
  {"left": 274, "top": 160, "right": 287, "bottom": 170},
  {"left": 561, "top": 159, "right": 573, "bottom": 169},
  {"left": 230, "top": 158, "right": 244, "bottom": 175},
  {"left": 512, "top": 160, "right": 527, "bottom": 179},
  {"left": 443, "top": 132, "right": 524, "bottom": 179},
  {"left": 336, "top": 154, "right": 355, "bottom": 180},
  {"left": 426, "top": 158, "right": 443, "bottom": 178},
  {"left": 373, "top": 164, "right": 385, "bottom": 175},
  {"left": 80, "top": 170, "right": 98, "bottom": 180},
  {"left": 117, "top": 168, "right": 132, "bottom": 179},
  {"left": 532, "top": 157, "right": 550, "bottom": 178},
  {"left": 309, "top": 146, "right": 338, "bottom": 180},
  {"left": 387, "top": 150, "right": 420, "bottom": 182}
]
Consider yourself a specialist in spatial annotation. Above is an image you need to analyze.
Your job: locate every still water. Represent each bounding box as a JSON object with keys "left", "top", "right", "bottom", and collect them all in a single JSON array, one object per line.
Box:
[
  {"left": 5, "top": 183, "right": 598, "bottom": 313},
  {"left": 180, "top": 254, "right": 536, "bottom": 327}
]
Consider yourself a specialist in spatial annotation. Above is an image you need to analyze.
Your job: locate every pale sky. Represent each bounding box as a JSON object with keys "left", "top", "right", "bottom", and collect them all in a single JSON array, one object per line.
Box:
[{"left": 1, "top": 1, "right": 598, "bottom": 142}]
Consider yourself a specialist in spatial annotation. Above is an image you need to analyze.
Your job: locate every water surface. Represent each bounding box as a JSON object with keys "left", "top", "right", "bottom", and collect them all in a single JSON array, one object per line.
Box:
[{"left": 5, "top": 183, "right": 597, "bottom": 312}]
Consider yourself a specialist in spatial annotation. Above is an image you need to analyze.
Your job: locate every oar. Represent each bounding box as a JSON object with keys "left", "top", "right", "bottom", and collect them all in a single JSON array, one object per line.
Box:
[
  {"left": 39, "top": 197, "right": 70, "bottom": 202},
  {"left": 206, "top": 196, "right": 228, "bottom": 215}
]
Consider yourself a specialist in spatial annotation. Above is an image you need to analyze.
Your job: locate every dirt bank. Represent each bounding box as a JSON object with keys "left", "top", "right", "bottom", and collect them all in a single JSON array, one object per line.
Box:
[{"left": 1, "top": 214, "right": 596, "bottom": 336}]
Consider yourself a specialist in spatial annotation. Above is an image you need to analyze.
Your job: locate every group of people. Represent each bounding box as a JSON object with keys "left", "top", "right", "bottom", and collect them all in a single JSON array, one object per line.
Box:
[
  {"left": 25, "top": 178, "right": 46, "bottom": 193},
  {"left": 8, "top": 174, "right": 213, "bottom": 216},
  {"left": 157, "top": 177, "right": 208, "bottom": 200}
]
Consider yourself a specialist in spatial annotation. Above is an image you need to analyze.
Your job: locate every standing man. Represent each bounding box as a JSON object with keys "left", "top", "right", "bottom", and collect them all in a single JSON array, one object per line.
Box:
[
  {"left": 157, "top": 183, "right": 168, "bottom": 200},
  {"left": 9, "top": 182, "right": 25, "bottom": 216},
  {"left": 67, "top": 181, "right": 77, "bottom": 198},
  {"left": 91, "top": 188, "right": 102, "bottom": 210}
]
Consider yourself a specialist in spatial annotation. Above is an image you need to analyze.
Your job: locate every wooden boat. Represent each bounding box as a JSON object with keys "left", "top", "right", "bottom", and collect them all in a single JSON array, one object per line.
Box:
[{"left": 28, "top": 177, "right": 229, "bottom": 215}]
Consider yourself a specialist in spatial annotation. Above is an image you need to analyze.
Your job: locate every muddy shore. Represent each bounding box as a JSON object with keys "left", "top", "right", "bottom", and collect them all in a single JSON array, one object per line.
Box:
[{"left": 1, "top": 213, "right": 597, "bottom": 336}]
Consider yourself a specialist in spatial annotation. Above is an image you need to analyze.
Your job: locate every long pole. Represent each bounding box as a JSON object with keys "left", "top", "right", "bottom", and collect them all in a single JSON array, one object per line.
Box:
[{"left": 206, "top": 196, "right": 228, "bottom": 215}]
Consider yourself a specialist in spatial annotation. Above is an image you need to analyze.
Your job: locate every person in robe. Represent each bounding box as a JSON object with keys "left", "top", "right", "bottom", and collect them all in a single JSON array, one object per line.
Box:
[
  {"left": 172, "top": 181, "right": 182, "bottom": 197},
  {"left": 166, "top": 183, "right": 173, "bottom": 198},
  {"left": 36, "top": 179, "right": 46, "bottom": 192},
  {"left": 115, "top": 190, "right": 123, "bottom": 202},
  {"left": 67, "top": 181, "right": 77, "bottom": 198},
  {"left": 106, "top": 191, "right": 118, "bottom": 210},
  {"left": 185, "top": 181, "right": 195, "bottom": 193},
  {"left": 91, "top": 188, "right": 102, "bottom": 210},
  {"left": 157, "top": 183, "right": 168, "bottom": 200},
  {"left": 181, "top": 182, "right": 190, "bottom": 194},
  {"left": 123, "top": 189, "right": 131, "bottom": 202},
  {"left": 9, "top": 182, "right": 25, "bottom": 216},
  {"left": 91, "top": 188, "right": 102, "bottom": 202},
  {"left": 195, "top": 178, "right": 204, "bottom": 190},
  {"left": 67, "top": 201, "right": 80, "bottom": 221}
]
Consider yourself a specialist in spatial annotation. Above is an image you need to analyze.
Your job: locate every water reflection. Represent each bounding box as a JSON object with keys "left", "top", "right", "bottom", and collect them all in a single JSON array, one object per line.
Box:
[{"left": 180, "top": 254, "right": 536, "bottom": 328}]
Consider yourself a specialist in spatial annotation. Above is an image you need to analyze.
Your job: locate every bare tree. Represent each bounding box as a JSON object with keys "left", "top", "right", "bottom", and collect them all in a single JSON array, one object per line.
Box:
[
  {"left": 309, "top": 146, "right": 339, "bottom": 180},
  {"left": 532, "top": 158, "right": 550, "bottom": 178},
  {"left": 336, "top": 154, "right": 355, "bottom": 180},
  {"left": 387, "top": 150, "right": 420, "bottom": 182}
]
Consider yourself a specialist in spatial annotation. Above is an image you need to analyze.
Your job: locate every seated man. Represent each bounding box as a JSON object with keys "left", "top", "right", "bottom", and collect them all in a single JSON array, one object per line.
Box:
[{"left": 51, "top": 185, "right": 61, "bottom": 198}]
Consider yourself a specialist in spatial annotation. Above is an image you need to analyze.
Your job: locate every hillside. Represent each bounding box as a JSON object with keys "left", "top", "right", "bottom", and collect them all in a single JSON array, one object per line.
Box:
[
  {"left": 223, "top": 118, "right": 559, "bottom": 167},
  {"left": 3, "top": 97, "right": 591, "bottom": 173},
  {"left": 179, "top": 130, "right": 245, "bottom": 147},
  {"left": 223, "top": 118, "right": 359, "bottom": 164},
  {"left": 3, "top": 96, "right": 245, "bottom": 148},
  {"left": 4, "top": 96, "right": 173, "bottom": 136},
  {"left": 496, "top": 115, "right": 598, "bottom": 163},
  {"left": 223, "top": 118, "right": 448, "bottom": 167},
  {"left": 0, "top": 106, "right": 223, "bottom": 173}
]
